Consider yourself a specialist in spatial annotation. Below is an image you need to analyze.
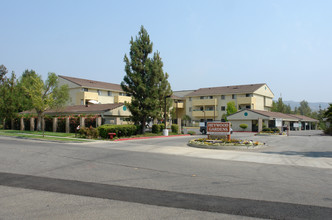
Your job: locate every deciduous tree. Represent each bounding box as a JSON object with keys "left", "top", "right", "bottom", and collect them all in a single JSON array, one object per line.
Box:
[{"left": 22, "top": 72, "right": 69, "bottom": 131}]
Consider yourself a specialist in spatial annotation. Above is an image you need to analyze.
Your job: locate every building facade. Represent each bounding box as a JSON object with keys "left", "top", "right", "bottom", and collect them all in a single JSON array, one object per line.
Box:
[
  {"left": 59, "top": 75, "right": 131, "bottom": 106},
  {"left": 183, "top": 83, "right": 274, "bottom": 123}
]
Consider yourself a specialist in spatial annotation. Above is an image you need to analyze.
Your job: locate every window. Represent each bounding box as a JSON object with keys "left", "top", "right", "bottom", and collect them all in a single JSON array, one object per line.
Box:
[
  {"left": 246, "top": 105, "right": 250, "bottom": 109},
  {"left": 97, "top": 90, "right": 101, "bottom": 95},
  {"left": 108, "top": 91, "right": 112, "bottom": 96},
  {"left": 221, "top": 95, "right": 225, "bottom": 100},
  {"left": 209, "top": 96, "right": 213, "bottom": 99},
  {"left": 189, "top": 97, "right": 192, "bottom": 101},
  {"left": 81, "top": 99, "right": 84, "bottom": 105},
  {"left": 221, "top": 106, "right": 226, "bottom": 111},
  {"left": 200, "top": 96, "right": 204, "bottom": 99},
  {"left": 246, "top": 94, "right": 252, "bottom": 97},
  {"left": 83, "top": 88, "right": 88, "bottom": 92},
  {"left": 189, "top": 107, "right": 192, "bottom": 112},
  {"left": 232, "top": 94, "right": 236, "bottom": 99}
]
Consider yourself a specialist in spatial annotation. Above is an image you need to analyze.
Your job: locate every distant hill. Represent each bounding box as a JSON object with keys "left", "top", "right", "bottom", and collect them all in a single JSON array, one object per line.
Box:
[{"left": 283, "top": 101, "right": 330, "bottom": 112}]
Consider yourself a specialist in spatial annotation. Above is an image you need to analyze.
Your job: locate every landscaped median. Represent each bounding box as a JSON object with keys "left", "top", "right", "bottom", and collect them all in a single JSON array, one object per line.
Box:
[{"left": 188, "top": 137, "right": 265, "bottom": 150}]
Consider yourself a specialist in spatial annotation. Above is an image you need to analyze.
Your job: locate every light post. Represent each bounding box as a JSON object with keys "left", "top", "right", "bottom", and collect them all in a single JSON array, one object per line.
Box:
[{"left": 164, "top": 95, "right": 171, "bottom": 129}]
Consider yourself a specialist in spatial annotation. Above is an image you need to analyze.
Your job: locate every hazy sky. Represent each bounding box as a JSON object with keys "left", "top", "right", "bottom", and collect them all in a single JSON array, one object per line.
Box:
[{"left": 1, "top": 0, "right": 331, "bottom": 102}]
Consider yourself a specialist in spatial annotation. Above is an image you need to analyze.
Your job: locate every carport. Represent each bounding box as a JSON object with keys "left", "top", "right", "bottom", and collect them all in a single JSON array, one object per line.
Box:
[{"left": 227, "top": 109, "right": 318, "bottom": 132}]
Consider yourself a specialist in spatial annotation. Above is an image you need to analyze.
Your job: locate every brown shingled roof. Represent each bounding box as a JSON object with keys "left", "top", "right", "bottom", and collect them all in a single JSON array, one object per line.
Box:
[
  {"left": 59, "top": 75, "right": 123, "bottom": 92},
  {"left": 250, "top": 110, "right": 299, "bottom": 120},
  {"left": 289, "top": 114, "right": 319, "bottom": 122},
  {"left": 186, "top": 83, "right": 266, "bottom": 97},
  {"left": 21, "top": 103, "right": 124, "bottom": 115}
]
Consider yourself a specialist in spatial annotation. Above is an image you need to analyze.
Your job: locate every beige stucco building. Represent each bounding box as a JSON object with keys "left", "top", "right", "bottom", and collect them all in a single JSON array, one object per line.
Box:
[
  {"left": 183, "top": 83, "right": 274, "bottom": 123},
  {"left": 59, "top": 75, "right": 131, "bottom": 106}
]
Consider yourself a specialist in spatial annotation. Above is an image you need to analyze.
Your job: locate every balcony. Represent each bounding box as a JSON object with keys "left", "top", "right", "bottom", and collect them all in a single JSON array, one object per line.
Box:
[
  {"left": 114, "top": 95, "right": 132, "bottom": 103},
  {"left": 237, "top": 97, "right": 256, "bottom": 105},
  {"left": 192, "top": 99, "right": 217, "bottom": 106},
  {"left": 192, "top": 110, "right": 218, "bottom": 117},
  {"left": 173, "top": 102, "right": 184, "bottom": 108},
  {"left": 83, "top": 92, "right": 98, "bottom": 101}
]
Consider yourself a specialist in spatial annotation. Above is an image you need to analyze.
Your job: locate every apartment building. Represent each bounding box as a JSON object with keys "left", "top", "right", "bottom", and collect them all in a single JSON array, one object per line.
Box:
[
  {"left": 184, "top": 83, "right": 274, "bottom": 122},
  {"left": 58, "top": 75, "right": 131, "bottom": 106}
]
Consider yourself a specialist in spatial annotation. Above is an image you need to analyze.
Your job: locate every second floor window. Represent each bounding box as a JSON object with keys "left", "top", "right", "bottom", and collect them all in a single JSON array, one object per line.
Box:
[
  {"left": 221, "top": 95, "right": 225, "bottom": 100},
  {"left": 83, "top": 88, "right": 88, "bottom": 92},
  {"left": 97, "top": 90, "right": 101, "bottom": 95},
  {"left": 108, "top": 91, "right": 112, "bottom": 96},
  {"left": 221, "top": 106, "right": 226, "bottom": 111},
  {"left": 232, "top": 94, "right": 236, "bottom": 99}
]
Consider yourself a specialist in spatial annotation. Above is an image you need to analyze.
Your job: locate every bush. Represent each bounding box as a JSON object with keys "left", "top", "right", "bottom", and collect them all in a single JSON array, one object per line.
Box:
[
  {"left": 324, "top": 127, "right": 332, "bottom": 135},
  {"left": 152, "top": 124, "right": 160, "bottom": 133},
  {"left": 187, "top": 131, "right": 196, "bottom": 135},
  {"left": 271, "top": 127, "right": 280, "bottom": 133},
  {"left": 159, "top": 123, "right": 165, "bottom": 132},
  {"left": 171, "top": 124, "right": 179, "bottom": 133},
  {"left": 79, "top": 126, "right": 99, "bottom": 139},
  {"left": 262, "top": 128, "right": 271, "bottom": 132},
  {"left": 98, "top": 124, "right": 138, "bottom": 139},
  {"left": 239, "top": 124, "right": 248, "bottom": 130}
]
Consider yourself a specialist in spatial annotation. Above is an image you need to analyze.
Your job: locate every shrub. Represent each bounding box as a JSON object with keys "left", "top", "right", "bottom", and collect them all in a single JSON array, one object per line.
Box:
[
  {"left": 152, "top": 124, "right": 160, "bottom": 133},
  {"left": 262, "top": 128, "right": 271, "bottom": 132},
  {"left": 171, "top": 124, "right": 178, "bottom": 133},
  {"left": 98, "top": 124, "right": 138, "bottom": 139},
  {"left": 187, "top": 131, "right": 196, "bottom": 135},
  {"left": 239, "top": 124, "right": 248, "bottom": 130},
  {"left": 159, "top": 123, "right": 165, "bottom": 132},
  {"left": 79, "top": 126, "right": 99, "bottom": 139},
  {"left": 271, "top": 127, "right": 280, "bottom": 133},
  {"left": 324, "top": 127, "right": 332, "bottom": 135}
]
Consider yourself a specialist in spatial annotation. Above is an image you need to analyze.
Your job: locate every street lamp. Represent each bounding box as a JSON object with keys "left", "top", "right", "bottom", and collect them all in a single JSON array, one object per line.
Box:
[{"left": 164, "top": 95, "right": 171, "bottom": 128}]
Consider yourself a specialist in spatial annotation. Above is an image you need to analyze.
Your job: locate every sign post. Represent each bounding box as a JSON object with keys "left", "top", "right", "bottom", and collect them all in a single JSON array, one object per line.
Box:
[{"left": 207, "top": 122, "right": 231, "bottom": 140}]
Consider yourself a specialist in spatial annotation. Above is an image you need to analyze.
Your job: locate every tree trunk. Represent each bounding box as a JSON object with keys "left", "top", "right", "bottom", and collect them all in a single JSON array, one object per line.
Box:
[{"left": 2, "top": 118, "right": 5, "bottom": 130}]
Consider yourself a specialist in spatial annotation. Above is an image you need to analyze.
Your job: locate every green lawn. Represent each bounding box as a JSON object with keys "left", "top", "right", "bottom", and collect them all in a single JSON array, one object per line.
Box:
[{"left": 0, "top": 130, "right": 90, "bottom": 142}]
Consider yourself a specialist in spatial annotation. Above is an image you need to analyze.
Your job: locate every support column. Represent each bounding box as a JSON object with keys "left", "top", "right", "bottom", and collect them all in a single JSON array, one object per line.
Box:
[
  {"left": 80, "top": 117, "right": 85, "bottom": 128},
  {"left": 53, "top": 118, "right": 58, "bottom": 132},
  {"left": 258, "top": 118, "right": 263, "bottom": 132},
  {"left": 96, "top": 117, "right": 102, "bottom": 127},
  {"left": 20, "top": 118, "right": 24, "bottom": 131},
  {"left": 30, "top": 118, "right": 35, "bottom": 131},
  {"left": 177, "top": 118, "right": 181, "bottom": 134},
  {"left": 42, "top": 118, "right": 45, "bottom": 132},
  {"left": 66, "top": 117, "right": 70, "bottom": 133},
  {"left": 115, "top": 117, "right": 121, "bottom": 125}
]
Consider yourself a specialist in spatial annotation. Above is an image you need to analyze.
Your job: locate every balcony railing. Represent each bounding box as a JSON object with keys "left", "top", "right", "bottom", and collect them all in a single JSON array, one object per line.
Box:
[
  {"left": 192, "top": 99, "right": 217, "bottom": 106},
  {"left": 114, "top": 95, "right": 132, "bottom": 103},
  {"left": 173, "top": 102, "right": 184, "bottom": 108},
  {"left": 237, "top": 97, "right": 255, "bottom": 105},
  {"left": 192, "top": 110, "right": 218, "bottom": 117}
]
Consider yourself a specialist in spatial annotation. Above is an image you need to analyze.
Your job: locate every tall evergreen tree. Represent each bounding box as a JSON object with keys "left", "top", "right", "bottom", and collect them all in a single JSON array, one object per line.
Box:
[
  {"left": 121, "top": 26, "right": 172, "bottom": 133},
  {"left": 0, "top": 71, "right": 20, "bottom": 128}
]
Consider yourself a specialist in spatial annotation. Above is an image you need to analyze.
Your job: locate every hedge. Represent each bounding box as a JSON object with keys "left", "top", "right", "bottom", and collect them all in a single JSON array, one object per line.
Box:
[
  {"left": 98, "top": 124, "right": 138, "bottom": 139},
  {"left": 171, "top": 124, "right": 178, "bottom": 133}
]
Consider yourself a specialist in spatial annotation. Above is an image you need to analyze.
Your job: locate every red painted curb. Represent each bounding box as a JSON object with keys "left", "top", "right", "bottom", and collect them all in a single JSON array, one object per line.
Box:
[{"left": 113, "top": 134, "right": 191, "bottom": 141}]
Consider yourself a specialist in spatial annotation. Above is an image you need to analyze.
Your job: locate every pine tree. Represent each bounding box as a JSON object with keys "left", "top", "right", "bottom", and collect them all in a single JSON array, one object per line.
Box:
[{"left": 121, "top": 26, "right": 172, "bottom": 133}]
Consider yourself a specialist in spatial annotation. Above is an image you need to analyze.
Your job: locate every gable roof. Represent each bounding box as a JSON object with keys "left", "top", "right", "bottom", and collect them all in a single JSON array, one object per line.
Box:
[
  {"left": 59, "top": 75, "right": 123, "bottom": 92},
  {"left": 250, "top": 110, "right": 299, "bottom": 120},
  {"left": 186, "top": 83, "right": 266, "bottom": 97},
  {"left": 289, "top": 114, "right": 319, "bottom": 122},
  {"left": 228, "top": 109, "right": 318, "bottom": 122},
  {"left": 21, "top": 103, "right": 124, "bottom": 115}
]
